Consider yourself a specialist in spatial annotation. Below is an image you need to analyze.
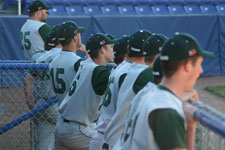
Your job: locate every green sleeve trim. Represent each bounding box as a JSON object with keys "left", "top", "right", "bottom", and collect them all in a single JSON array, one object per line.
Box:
[
  {"left": 119, "top": 73, "right": 127, "bottom": 89},
  {"left": 133, "top": 67, "right": 154, "bottom": 94},
  {"left": 92, "top": 66, "right": 111, "bottom": 95},
  {"left": 149, "top": 109, "right": 186, "bottom": 150},
  {"left": 39, "top": 24, "right": 52, "bottom": 41},
  {"left": 74, "top": 58, "right": 85, "bottom": 72}
]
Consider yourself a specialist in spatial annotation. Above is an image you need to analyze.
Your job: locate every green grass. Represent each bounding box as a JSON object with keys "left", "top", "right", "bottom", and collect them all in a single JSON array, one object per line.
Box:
[{"left": 205, "top": 85, "right": 225, "bottom": 100}]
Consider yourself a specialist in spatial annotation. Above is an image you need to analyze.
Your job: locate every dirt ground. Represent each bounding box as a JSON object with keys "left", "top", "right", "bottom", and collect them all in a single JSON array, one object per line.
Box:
[{"left": 195, "top": 76, "right": 225, "bottom": 114}]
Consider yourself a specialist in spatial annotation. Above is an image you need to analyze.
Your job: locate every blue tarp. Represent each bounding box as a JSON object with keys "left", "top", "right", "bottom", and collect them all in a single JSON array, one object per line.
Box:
[{"left": 0, "top": 15, "right": 224, "bottom": 76}]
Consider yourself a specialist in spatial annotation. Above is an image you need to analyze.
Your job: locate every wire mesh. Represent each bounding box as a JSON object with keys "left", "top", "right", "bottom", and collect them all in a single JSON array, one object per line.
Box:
[{"left": 0, "top": 62, "right": 58, "bottom": 150}]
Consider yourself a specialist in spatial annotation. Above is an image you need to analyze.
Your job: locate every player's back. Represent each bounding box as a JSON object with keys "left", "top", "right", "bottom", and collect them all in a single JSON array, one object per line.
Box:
[
  {"left": 21, "top": 19, "right": 46, "bottom": 60},
  {"left": 96, "top": 60, "right": 133, "bottom": 134},
  {"left": 104, "top": 63, "right": 150, "bottom": 146},
  {"left": 49, "top": 50, "right": 81, "bottom": 105}
]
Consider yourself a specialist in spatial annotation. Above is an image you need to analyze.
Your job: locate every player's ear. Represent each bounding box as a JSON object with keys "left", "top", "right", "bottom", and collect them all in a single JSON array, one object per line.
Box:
[{"left": 184, "top": 60, "right": 192, "bottom": 72}]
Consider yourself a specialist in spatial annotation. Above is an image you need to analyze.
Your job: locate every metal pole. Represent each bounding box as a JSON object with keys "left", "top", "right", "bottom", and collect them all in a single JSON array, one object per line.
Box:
[{"left": 18, "top": 0, "right": 21, "bottom": 16}]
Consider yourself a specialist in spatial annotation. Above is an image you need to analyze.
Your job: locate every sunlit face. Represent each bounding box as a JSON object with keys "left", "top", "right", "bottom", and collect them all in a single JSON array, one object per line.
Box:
[
  {"left": 40, "top": 9, "right": 48, "bottom": 22},
  {"left": 104, "top": 44, "right": 114, "bottom": 63},
  {"left": 185, "top": 56, "right": 203, "bottom": 91}
]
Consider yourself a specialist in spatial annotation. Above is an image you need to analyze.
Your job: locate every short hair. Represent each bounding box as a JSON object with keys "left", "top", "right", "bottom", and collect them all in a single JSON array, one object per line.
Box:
[
  {"left": 144, "top": 54, "right": 157, "bottom": 64},
  {"left": 60, "top": 38, "right": 73, "bottom": 47},
  {"left": 162, "top": 56, "right": 199, "bottom": 78},
  {"left": 44, "top": 43, "right": 54, "bottom": 51},
  {"left": 29, "top": 11, "right": 36, "bottom": 17},
  {"left": 114, "top": 54, "right": 126, "bottom": 65}
]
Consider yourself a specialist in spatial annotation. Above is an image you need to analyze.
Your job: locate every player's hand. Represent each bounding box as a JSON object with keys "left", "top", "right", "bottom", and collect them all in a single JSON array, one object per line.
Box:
[
  {"left": 78, "top": 44, "right": 86, "bottom": 52},
  {"left": 183, "top": 102, "right": 197, "bottom": 128},
  {"left": 78, "top": 44, "right": 90, "bottom": 58},
  {"left": 181, "top": 89, "right": 199, "bottom": 102}
]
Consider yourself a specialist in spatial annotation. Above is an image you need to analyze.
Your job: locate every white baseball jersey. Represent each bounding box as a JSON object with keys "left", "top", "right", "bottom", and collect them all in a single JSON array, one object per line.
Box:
[
  {"left": 113, "top": 82, "right": 156, "bottom": 149},
  {"left": 118, "top": 86, "right": 185, "bottom": 150},
  {"left": 21, "top": 19, "right": 47, "bottom": 60},
  {"left": 104, "top": 63, "right": 150, "bottom": 147},
  {"left": 96, "top": 61, "right": 133, "bottom": 134},
  {"left": 49, "top": 50, "right": 81, "bottom": 105},
  {"left": 31, "top": 50, "right": 48, "bottom": 63},
  {"left": 59, "top": 58, "right": 110, "bottom": 125},
  {"left": 36, "top": 48, "right": 61, "bottom": 64}
]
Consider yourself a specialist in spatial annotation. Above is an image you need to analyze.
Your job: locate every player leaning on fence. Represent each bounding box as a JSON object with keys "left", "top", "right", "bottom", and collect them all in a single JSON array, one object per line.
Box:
[
  {"left": 49, "top": 21, "right": 87, "bottom": 106},
  {"left": 21, "top": 1, "right": 52, "bottom": 60},
  {"left": 119, "top": 33, "right": 214, "bottom": 150},
  {"left": 54, "top": 33, "right": 115, "bottom": 150}
]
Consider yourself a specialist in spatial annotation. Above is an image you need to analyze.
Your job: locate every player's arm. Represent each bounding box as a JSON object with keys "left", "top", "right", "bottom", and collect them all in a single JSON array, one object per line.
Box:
[
  {"left": 92, "top": 66, "right": 112, "bottom": 95},
  {"left": 39, "top": 24, "right": 52, "bottom": 41},
  {"left": 74, "top": 58, "right": 86, "bottom": 72},
  {"left": 78, "top": 44, "right": 90, "bottom": 58},
  {"left": 149, "top": 109, "right": 186, "bottom": 150},
  {"left": 24, "top": 73, "right": 37, "bottom": 109},
  {"left": 133, "top": 67, "right": 154, "bottom": 94}
]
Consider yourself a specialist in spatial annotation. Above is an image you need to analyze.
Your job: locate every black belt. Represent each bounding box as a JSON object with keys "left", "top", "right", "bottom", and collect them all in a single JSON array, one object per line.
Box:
[
  {"left": 63, "top": 119, "right": 87, "bottom": 127},
  {"left": 102, "top": 143, "right": 109, "bottom": 150}
]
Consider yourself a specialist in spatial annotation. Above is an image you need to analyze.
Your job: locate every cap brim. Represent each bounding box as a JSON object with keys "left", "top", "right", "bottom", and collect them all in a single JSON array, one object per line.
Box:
[
  {"left": 109, "top": 39, "right": 117, "bottom": 44},
  {"left": 46, "top": 5, "right": 52, "bottom": 9},
  {"left": 78, "top": 27, "right": 85, "bottom": 33},
  {"left": 199, "top": 50, "right": 215, "bottom": 59}
]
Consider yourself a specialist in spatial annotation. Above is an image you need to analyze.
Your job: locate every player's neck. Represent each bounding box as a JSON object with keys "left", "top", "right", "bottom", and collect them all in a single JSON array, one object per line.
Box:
[
  {"left": 160, "top": 75, "right": 186, "bottom": 99},
  {"left": 127, "top": 57, "right": 145, "bottom": 64}
]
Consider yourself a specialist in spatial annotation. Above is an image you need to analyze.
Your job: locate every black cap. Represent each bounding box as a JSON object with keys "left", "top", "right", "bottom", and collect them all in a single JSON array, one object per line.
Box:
[
  {"left": 86, "top": 33, "right": 116, "bottom": 54},
  {"left": 58, "top": 21, "right": 85, "bottom": 42},
  {"left": 128, "top": 29, "right": 152, "bottom": 55},
  {"left": 28, "top": 1, "right": 52, "bottom": 13},
  {"left": 114, "top": 35, "right": 130, "bottom": 56}
]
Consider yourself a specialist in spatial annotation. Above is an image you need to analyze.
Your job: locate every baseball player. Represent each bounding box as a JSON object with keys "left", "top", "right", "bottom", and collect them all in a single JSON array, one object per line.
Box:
[
  {"left": 113, "top": 35, "right": 129, "bottom": 66},
  {"left": 89, "top": 35, "right": 131, "bottom": 150},
  {"left": 21, "top": 0, "right": 52, "bottom": 60},
  {"left": 49, "top": 21, "right": 85, "bottom": 106},
  {"left": 113, "top": 55, "right": 163, "bottom": 150},
  {"left": 24, "top": 25, "right": 62, "bottom": 150},
  {"left": 120, "top": 33, "right": 214, "bottom": 150},
  {"left": 54, "top": 33, "right": 115, "bottom": 150},
  {"left": 103, "top": 33, "right": 166, "bottom": 150}
]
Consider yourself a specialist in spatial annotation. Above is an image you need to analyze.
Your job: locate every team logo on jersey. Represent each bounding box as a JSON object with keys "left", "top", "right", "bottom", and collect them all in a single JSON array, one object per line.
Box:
[
  {"left": 38, "top": 6, "right": 42, "bottom": 10},
  {"left": 100, "top": 40, "right": 105, "bottom": 45},
  {"left": 189, "top": 49, "right": 197, "bottom": 56}
]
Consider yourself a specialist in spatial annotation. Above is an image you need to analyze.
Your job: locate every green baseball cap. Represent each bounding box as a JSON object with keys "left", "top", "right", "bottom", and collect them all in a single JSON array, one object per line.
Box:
[
  {"left": 160, "top": 32, "right": 214, "bottom": 62},
  {"left": 45, "top": 24, "right": 60, "bottom": 47},
  {"left": 28, "top": 1, "right": 52, "bottom": 13},
  {"left": 106, "top": 34, "right": 116, "bottom": 40},
  {"left": 142, "top": 34, "right": 167, "bottom": 56},
  {"left": 114, "top": 35, "right": 130, "bottom": 56},
  {"left": 153, "top": 55, "right": 163, "bottom": 79},
  {"left": 86, "top": 33, "right": 116, "bottom": 54},
  {"left": 128, "top": 29, "right": 152, "bottom": 55},
  {"left": 58, "top": 21, "right": 85, "bottom": 42}
]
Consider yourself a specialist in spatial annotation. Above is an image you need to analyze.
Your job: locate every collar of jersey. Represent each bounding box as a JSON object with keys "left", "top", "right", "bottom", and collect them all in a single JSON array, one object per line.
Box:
[
  {"left": 157, "top": 84, "right": 177, "bottom": 98},
  {"left": 62, "top": 49, "right": 72, "bottom": 52}
]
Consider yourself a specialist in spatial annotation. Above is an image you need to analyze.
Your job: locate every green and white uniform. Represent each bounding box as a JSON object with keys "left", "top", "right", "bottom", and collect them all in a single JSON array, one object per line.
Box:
[
  {"left": 21, "top": 19, "right": 51, "bottom": 60},
  {"left": 55, "top": 58, "right": 111, "bottom": 150},
  {"left": 119, "top": 85, "right": 186, "bottom": 150},
  {"left": 90, "top": 60, "right": 132, "bottom": 150},
  {"left": 104, "top": 63, "right": 154, "bottom": 148},
  {"left": 49, "top": 50, "right": 82, "bottom": 105}
]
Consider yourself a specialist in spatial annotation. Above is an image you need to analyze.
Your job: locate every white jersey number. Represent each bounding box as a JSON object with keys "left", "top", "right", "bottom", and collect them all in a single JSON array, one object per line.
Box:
[
  {"left": 21, "top": 31, "right": 31, "bottom": 50},
  {"left": 50, "top": 68, "right": 66, "bottom": 94}
]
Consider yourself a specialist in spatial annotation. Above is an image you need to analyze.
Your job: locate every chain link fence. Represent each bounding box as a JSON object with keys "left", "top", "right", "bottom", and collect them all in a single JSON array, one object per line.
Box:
[
  {"left": 0, "top": 61, "right": 58, "bottom": 150},
  {"left": 0, "top": 61, "right": 225, "bottom": 150}
]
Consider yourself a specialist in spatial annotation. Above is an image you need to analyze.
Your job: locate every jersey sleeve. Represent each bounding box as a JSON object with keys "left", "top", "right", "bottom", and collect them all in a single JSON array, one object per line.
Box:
[
  {"left": 149, "top": 109, "right": 186, "bottom": 150},
  {"left": 38, "top": 24, "right": 52, "bottom": 41},
  {"left": 92, "top": 66, "right": 112, "bottom": 95},
  {"left": 118, "top": 73, "right": 127, "bottom": 89},
  {"left": 74, "top": 58, "right": 85, "bottom": 72},
  {"left": 133, "top": 67, "right": 154, "bottom": 94}
]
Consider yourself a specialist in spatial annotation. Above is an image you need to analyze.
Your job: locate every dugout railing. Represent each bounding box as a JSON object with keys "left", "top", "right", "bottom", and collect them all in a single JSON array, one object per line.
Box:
[{"left": 0, "top": 61, "right": 225, "bottom": 150}]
